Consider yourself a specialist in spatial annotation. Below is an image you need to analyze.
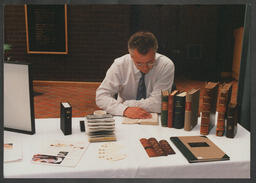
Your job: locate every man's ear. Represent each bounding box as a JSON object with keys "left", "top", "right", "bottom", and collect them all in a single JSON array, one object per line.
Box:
[{"left": 129, "top": 49, "right": 134, "bottom": 58}]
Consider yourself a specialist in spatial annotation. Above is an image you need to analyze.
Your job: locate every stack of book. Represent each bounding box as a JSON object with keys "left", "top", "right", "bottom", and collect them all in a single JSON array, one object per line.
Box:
[
  {"left": 161, "top": 81, "right": 238, "bottom": 137},
  {"left": 86, "top": 114, "right": 116, "bottom": 142},
  {"left": 161, "top": 88, "right": 200, "bottom": 131}
]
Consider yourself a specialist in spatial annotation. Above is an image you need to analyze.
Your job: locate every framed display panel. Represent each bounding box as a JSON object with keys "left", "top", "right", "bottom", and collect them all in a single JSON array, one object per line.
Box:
[
  {"left": 4, "top": 62, "right": 35, "bottom": 134},
  {"left": 25, "top": 4, "right": 68, "bottom": 54}
]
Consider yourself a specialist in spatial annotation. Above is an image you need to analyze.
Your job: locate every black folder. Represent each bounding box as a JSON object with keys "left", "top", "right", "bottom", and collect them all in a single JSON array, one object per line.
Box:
[{"left": 170, "top": 136, "right": 230, "bottom": 163}]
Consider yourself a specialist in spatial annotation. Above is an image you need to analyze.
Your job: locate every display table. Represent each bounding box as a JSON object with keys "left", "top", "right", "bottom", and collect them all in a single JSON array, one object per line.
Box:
[{"left": 4, "top": 116, "right": 250, "bottom": 178}]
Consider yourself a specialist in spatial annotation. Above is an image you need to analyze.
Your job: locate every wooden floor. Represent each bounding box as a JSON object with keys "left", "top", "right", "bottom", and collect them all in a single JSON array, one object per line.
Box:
[{"left": 33, "top": 77, "right": 238, "bottom": 118}]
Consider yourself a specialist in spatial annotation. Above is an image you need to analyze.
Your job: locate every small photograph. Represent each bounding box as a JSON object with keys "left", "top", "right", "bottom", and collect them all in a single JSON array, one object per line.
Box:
[
  {"left": 4, "top": 143, "right": 13, "bottom": 150},
  {"left": 57, "top": 151, "right": 69, "bottom": 157},
  {"left": 32, "top": 154, "right": 65, "bottom": 164},
  {"left": 50, "top": 143, "right": 84, "bottom": 149}
]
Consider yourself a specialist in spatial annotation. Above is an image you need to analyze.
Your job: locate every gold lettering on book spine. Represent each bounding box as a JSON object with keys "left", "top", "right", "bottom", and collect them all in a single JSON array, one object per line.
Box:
[{"left": 162, "top": 102, "right": 168, "bottom": 110}]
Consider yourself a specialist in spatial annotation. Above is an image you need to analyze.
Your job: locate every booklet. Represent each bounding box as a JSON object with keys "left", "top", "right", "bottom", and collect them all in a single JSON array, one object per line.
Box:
[
  {"left": 4, "top": 138, "right": 23, "bottom": 163},
  {"left": 32, "top": 140, "right": 89, "bottom": 167},
  {"left": 122, "top": 113, "right": 159, "bottom": 125}
]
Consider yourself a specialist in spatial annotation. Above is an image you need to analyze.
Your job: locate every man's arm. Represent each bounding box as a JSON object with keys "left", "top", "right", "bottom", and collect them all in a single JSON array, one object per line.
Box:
[
  {"left": 96, "top": 62, "right": 128, "bottom": 116},
  {"left": 123, "top": 61, "right": 174, "bottom": 113},
  {"left": 123, "top": 107, "right": 152, "bottom": 119},
  {"left": 96, "top": 60, "right": 151, "bottom": 118}
]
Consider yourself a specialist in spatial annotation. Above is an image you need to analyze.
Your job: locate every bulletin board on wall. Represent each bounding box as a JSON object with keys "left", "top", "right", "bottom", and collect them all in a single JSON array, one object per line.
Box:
[{"left": 24, "top": 4, "right": 68, "bottom": 54}]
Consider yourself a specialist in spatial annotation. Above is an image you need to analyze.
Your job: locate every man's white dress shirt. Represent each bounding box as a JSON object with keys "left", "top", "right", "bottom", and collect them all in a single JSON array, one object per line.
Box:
[{"left": 96, "top": 53, "right": 175, "bottom": 116}]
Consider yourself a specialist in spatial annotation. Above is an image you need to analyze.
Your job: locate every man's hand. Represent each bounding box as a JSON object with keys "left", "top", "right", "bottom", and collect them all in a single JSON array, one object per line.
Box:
[{"left": 123, "top": 107, "right": 152, "bottom": 119}]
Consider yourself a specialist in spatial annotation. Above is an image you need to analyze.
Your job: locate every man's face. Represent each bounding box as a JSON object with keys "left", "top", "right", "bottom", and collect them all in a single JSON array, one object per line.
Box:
[{"left": 130, "top": 48, "right": 156, "bottom": 74}]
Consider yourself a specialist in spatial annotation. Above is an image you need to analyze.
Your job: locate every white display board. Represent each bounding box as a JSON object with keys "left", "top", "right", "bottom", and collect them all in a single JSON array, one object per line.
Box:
[{"left": 4, "top": 62, "right": 35, "bottom": 134}]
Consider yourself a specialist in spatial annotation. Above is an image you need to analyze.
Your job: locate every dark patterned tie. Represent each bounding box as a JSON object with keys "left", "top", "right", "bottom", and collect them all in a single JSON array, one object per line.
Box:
[{"left": 136, "top": 72, "right": 146, "bottom": 100}]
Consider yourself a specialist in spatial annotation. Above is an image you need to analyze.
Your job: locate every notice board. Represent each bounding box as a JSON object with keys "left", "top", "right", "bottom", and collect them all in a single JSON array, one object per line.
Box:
[{"left": 25, "top": 4, "right": 68, "bottom": 54}]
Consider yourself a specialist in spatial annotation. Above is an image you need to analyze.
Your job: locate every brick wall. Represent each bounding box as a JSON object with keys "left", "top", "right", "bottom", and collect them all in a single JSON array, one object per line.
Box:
[
  {"left": 4, "top": 5, "right": 131, "bottom": 81},
  {"left": 4, "top": 5, "right": 244, "bottom": 82}
]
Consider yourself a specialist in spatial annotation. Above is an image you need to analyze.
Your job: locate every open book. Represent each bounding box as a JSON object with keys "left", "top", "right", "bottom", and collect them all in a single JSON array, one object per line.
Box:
[{"left": 122, "top": 113, "right": 159, "bottom": 125}]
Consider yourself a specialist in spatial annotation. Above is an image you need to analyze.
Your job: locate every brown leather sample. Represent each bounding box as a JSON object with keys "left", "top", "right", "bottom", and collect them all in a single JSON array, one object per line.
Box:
[
  {"left": 159, "top": 140, "right": 176, "bottom": 155},
  {"left": 140, "top": 138, "right": 175, "bottom": 158},
  {"left": 140, "top": 138, "right": 158, "bottom": 157},
  {"left": 148, "top": 138, "right": 166, "bottom": 156}
]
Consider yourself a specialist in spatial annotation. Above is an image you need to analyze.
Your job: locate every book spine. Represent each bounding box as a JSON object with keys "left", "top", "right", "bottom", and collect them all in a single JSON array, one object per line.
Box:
[
  {"left": 200, "top": 94, "right": 211, "bottom": 135},
  {"left": 216, "top": 112, "right": 225, "bottom": 136},
  {"left": 173, "top": 95, "right": 186, "bottom": 129},
  {"left": 161, "top": 91, "right": 169, "bottom": 127},
  {"left": 184, "top": 94, "right": 192, "bottom": 131},
  {"left": 226, "top": 104, "right": 238, "bottom": 138},
  {"left": 167, "top": 94, "right": 175, "bottom": 128},
  {"left": 200, "top": 111, "right": 210, "bottom": 135},
  {"left": 216, "top": 93, "right": 227, "bottom": 136},
  {"left": 192, "top": 90, "right": 200, "bottom": 129}
]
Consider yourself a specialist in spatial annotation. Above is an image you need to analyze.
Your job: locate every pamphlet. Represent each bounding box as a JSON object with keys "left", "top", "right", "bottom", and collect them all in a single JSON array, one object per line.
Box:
[{"left": 32, "top": 140, "right": 89, "bottom": 167}]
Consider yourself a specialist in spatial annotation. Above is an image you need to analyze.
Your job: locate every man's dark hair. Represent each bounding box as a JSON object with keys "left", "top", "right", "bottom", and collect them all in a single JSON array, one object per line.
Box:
[{"left": 128, "top": 31, "right": 158, "bottom": 55}]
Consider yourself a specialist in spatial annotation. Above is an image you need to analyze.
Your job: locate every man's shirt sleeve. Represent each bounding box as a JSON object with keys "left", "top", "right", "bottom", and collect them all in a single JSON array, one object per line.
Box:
[{"left": 95, "top": 60, "right": 128, "bottom": 116}]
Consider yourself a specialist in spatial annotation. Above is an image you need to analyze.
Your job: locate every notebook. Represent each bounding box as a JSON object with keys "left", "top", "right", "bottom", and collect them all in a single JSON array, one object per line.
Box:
[{"left": 170, "top": 136, "right": 230, "bottom": 163}]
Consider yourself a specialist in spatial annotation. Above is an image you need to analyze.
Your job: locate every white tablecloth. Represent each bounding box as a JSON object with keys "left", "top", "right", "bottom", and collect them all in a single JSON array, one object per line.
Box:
[{"left": 4, "top": 116, "right": 250, "bottom": 178}]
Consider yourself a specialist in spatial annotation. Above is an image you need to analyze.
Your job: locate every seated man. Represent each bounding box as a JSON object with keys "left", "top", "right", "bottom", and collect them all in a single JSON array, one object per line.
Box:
[{"left": 96, "top": 31, "right": 174, "bottom": 119}]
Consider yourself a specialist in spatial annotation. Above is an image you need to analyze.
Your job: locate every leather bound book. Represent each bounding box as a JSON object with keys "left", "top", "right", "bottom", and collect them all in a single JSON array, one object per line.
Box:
[
  {"left": 226, "top": 103, "right": 238, "bottom": 138},
  {"left": 216, "top": 83, "right": 233, "bottom": 136},
  {"left": 60, "top": 102, "right": 72, "bottom": 135},
  {"left": 173, "top": 91, "right": 187, "bottom": 129},
  {"left": 184, "top": 89, "right": 200, "bottom": 131},
  {"left": 167, "top": 90, "right": 179, "bottom": 128},
  {"left": 200, "top": 82, "right": 219, "bottom": 135},
  {"left": 161, "top": 90, "right": 169, "bottom": 127}
]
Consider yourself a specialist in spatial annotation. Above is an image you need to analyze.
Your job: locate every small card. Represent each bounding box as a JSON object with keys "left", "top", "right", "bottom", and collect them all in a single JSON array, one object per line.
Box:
[{"left": 98, "top": 142, "right": 127, "bottom": 161}]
